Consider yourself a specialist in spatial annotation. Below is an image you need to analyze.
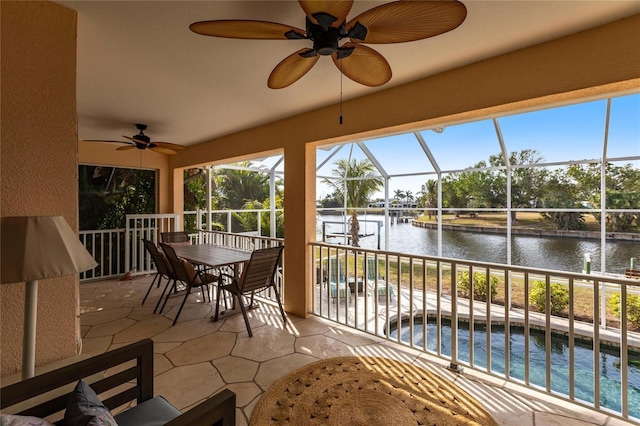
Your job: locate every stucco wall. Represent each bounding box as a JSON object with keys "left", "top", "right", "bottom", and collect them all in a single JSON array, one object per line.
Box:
[
  {"left": 169, "top": 14, "right": 640, "bottom": 318},
  {"left": 1, "top": 1, "right": 78, "bottom": 377}
]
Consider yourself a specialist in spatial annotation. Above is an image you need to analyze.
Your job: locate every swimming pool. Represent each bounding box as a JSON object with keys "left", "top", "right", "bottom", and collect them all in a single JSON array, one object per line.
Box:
[{"left": 389, "top": 316, "right": 640, "bottom": 418}]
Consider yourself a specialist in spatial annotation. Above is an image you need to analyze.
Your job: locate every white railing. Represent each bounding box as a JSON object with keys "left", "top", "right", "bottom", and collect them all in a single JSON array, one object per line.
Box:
[
  {"left": 184, "top": 208, "right": 283, "bottom": 237},
  {"left": 79, "top": 214, "right": 180, "bottom": 281},
  {"left": 79, "top": 228, "right": 125, "bottom": 281},
  {"left": 309, "top": 241, "right": 640, "bottom": 424},
  {"left": 124, "top": 214, "right": 180, "bottom": 275}
]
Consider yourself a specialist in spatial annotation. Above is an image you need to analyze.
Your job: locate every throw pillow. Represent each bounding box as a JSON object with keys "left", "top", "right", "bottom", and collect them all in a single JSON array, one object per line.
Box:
[
  {"left": 0, "top": 414, "right": 55, "bottom": 426},
  {"left": 63, "top": 380, "right": 118, "bottom": 426},
  {"left": 180, "top": 258, "right": 201, "bottom": 285}
]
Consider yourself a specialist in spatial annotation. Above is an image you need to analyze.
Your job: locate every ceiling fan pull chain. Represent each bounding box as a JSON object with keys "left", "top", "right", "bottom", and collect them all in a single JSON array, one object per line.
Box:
[{"left": 339, "top": 57, "right": 343, "bottom": 125}]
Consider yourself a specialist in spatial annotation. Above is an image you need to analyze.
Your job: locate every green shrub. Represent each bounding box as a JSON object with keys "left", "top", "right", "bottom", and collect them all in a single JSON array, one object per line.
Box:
[
  {"left": 457, "top": 271, "right": 498, "bottom": 302},
  {"left": 609, "top": 293, "right": 640, "bottom": 328},
  {"left": 529, "top": 280, "right": 569, "bottom": 315}
]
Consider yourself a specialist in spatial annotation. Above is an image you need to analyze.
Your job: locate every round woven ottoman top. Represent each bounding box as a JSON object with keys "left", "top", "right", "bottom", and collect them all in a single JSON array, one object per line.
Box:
[{"left": 250, "top": 356, "right": 498, "bottom": 426}]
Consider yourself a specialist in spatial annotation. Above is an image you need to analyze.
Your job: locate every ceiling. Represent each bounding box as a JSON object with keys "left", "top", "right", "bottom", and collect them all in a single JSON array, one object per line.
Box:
[{"left": 58, "top": 1, "right": 640, "bottom": 149}]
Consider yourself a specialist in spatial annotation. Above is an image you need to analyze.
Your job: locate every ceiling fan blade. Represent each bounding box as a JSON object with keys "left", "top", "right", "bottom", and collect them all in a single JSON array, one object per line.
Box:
[
  {"left": 116, "top": 145, "right": 137, "bottom": 151},
  {"left": 84, "top": 139, "right": 131, "bottom": 145},
  {"left": 346, "top": 0, "right": 467, "bottom": 44},
  {"left": 332, "top": 43, "right": 391, "bottom": 87},
  {"left": 268, "top": 49, "right": 319, "bottom": 89},
  {"left": 298, "top": 1, "right": 353, "bottom": 27},
  {"left": 149, "top": 146, "right": 178, "bottom": 155},
  {"left": 153, "top": 142, "right": 187, "bottom": 151},
  {"left": 190, "top": 20, "right": 305, "bottom": 40},
  {"left": 122, "top": 135, "right": 150, "bottom": 145}
]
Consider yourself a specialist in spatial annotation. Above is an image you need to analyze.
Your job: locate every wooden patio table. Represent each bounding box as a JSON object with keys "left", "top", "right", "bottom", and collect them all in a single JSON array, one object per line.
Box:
[{"left": 171, "top": 244, "right": 253, "bottom": 320}]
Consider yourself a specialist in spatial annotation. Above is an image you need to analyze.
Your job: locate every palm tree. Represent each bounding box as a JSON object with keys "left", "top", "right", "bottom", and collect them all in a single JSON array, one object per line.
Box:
[
  {"left": 405, "top": 190, "right": 414, "bottom": 204},
  {"left": 393, "top": 189, "right": 405, "bottom": 205},
  {"left": 322, "top": 158, "right": 383, "bottom": 209},
  {"left": 423, "top": 179, "right": 438, "bottom": 219}
]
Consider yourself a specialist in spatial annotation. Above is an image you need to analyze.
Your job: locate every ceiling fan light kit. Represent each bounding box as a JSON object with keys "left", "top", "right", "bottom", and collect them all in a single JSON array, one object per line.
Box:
[{"left": 190, "top": 0, "right": 467, "bottom": 89}]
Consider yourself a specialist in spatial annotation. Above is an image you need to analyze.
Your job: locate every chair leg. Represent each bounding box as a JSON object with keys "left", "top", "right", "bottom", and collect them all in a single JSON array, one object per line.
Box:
[
  {"left": 236, "top": 290, "right": 253, "bottom": 337},
  {"left": 158, "top": 279, "right": 177, "bottom": 314},
  {"left": 271, "top": 283, "right": 288, "bottom": 325},
  {"left": 154, "top": 278, "right": 173, "bottom": 314},
  {"left": 142, "top": 273, "right": 160, "bottom": 306},
  {"left": 172, "top": 287, "right": 192, "bottom": 326},
  {"left": 214, "top": 284, "right": 223, "bottom": 321}
]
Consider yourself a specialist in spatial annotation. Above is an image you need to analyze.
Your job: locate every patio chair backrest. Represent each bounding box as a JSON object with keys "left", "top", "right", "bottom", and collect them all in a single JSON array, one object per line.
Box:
[
  {"left": 160, "top": 231, "right": 189, "bottom": 244},
  {"left": 142, "top": 239, "right": 172, "bottom": 277},
  {"left": 239, "top": 246, "right": 284, "bottom": 293},
  {"left": 159, "top": 242, "right": 200, "bottom": 286}
]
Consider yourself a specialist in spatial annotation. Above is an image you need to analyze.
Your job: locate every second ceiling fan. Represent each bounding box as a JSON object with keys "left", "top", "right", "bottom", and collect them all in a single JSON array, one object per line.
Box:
[
  {"left": 86, "top": 124, "right": 187, "bottom": 155},
  {"left": 190, "top": 0, "right": 467, "bottom": 89}
]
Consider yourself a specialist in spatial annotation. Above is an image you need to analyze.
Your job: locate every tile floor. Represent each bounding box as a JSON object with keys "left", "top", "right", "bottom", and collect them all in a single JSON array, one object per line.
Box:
[{"left": 79, "top": 275, "right": 637, "bottom": 426}]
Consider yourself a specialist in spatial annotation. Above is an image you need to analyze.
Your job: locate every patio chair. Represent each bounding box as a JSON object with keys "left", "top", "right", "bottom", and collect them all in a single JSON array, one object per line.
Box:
[
  {"left": 160, "top": 231, "right": 190, "bottom": 245},
  {"left": 328, "top": 257, "right": 348, "bottom": 299},
  {"left": 141, "top": 239, "right": 176, "bottom": 308},
  {"left": 214, "top": 245, "right": 286, "bottom": 337},
  {"left": 365, "top": 257, "right": 396, "bottom": 301},
  {"left": 159, "top": 243, "right": 219, "bottom": 325}
]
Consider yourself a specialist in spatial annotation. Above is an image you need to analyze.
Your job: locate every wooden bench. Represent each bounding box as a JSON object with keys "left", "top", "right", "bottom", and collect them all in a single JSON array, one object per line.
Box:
[{"left": 1, "top": 339, "right": 235, "bottom": 426}]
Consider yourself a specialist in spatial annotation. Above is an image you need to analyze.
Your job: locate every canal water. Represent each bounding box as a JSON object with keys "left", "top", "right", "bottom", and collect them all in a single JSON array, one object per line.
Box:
[
  {"left": 319, "top": 214, "right": 639, "bottom": 274},
  {"left": 389, "top": 317, "right": 640, "bottom": 418}
]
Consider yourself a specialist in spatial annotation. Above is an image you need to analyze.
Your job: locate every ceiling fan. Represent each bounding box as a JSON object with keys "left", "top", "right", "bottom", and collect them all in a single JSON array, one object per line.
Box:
[
  {"left": 86, "top": 124, "right": 187, "bottom": 155},
  {"left": 190, "top": 0, "right": 467, "bottom": 89}
]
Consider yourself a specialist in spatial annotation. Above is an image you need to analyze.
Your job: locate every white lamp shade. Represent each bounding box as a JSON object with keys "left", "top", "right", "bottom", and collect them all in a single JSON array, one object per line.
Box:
[{"left": 1, "top": 216, "right": 97, "bottom": 284}]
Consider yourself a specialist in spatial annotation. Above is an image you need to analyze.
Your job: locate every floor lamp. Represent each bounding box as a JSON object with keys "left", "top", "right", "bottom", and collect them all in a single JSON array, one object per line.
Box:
[{"left": 0, "top": 216, "right": 97, "bottom": 380}]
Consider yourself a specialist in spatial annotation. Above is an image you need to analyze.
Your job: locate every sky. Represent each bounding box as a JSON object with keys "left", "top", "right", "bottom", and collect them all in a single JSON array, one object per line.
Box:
[
  {"left": 246, "top": 93, "right": 639, "bottom": 201},
  {"left": 314, "top": 92, "right": 640, "bottom": 201}
]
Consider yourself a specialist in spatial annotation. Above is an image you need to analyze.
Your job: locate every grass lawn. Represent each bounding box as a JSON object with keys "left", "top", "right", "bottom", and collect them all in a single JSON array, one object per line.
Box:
[
  {"left": 325, "top": 253, "right": 636, "bottom": 331},
  {"left": 416, "top": 211, "right": 606, "bottom": 231}
]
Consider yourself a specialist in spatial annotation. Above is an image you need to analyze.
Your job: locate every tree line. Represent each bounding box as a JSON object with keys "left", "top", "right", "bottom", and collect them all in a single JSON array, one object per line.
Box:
[{"left": 419, "top": 149, "right": 640, "bottom": 232}]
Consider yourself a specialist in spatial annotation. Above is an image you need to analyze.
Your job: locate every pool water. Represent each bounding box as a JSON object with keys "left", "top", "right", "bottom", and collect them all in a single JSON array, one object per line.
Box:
[{"left": 389, "top": 317, "right": 640, "bottom": 418}]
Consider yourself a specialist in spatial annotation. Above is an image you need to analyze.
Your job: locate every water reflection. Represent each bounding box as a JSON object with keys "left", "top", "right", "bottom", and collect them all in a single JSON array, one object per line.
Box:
[{"left": 319, "top": 214, "right": 638, "bottom": 274}]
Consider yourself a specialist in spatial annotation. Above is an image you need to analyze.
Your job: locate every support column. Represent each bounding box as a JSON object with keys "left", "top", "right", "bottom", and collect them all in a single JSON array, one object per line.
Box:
[{"left": 283, "top": 143, "right": 316, "bottom": 318}]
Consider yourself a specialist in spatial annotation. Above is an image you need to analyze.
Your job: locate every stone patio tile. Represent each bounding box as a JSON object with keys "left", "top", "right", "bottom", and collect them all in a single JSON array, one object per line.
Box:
[
  {"left": 534, "top": 412, "right": 598, "bottom": 426},
  {"left": 217, "top": 312, "right": 269, "bottom": 335},
  {"left": 154, "top": 362, "right": 225, "bottom": 411},
  {"left": 166, "top": 332, "right": 236, "bottom": 365},
  {"left": 231, "top": 326, "right": 295, "bottom": 362},
  {"left": 128, "top": 306, "right": 161, "bottom": 321},
  {"left": 85, "top": 317, "right": 136, "bottom": 338},
  {"left": 81, "top": 325, "right": 91, "bottom": 338},
  {"left": 152, "top": 341, "right": 181, "bottom": 354},
  {"left": 295, "top": 334, "right": 356, "bottom": 358},
  {"left": 225, "top": 382, "right": 262, "bottom": 407},
  {"left": 212, "top": 356, "right": 259, "bottom": 383},
  {"left": 254, "top": 353, "right": 317, "bottom": 389},
  {"left": 452, "top": 374, "right": 534, "bottom": 426},
  {"left": 112, "top": 315, "right": 173, "bottom": 344},
  {"left": 81, "top": 307, "right": 132, "bottom": 326},
  {"left": 154, "top": 317, "right": 221, "bottom": 342},
  {"left": 154, "top": 353, "right": 173, "bottom": 376},
  {"left": 288, "top": 317, "right": 334, "bottom": 336},
  {"left": 605, "top": 416, "right": 639, "bottom": 426},
  {"left": 357, "top": 341, "right": 422, "bottom": 363},
  {"left": 162, "top": 302, "right": 213, "bottom": 323},
  {"left": 81, "top": 336, "right": 112, "bottom": 355},
  {"left": 237, "top": 407, "right": 250, "bottom": 426},
  {"left": 325, "top": 325, "right": 379, "bottom": 346}
]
